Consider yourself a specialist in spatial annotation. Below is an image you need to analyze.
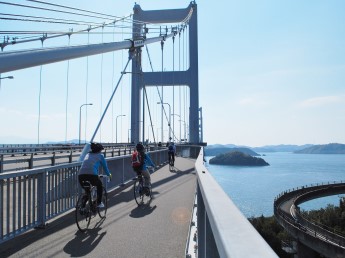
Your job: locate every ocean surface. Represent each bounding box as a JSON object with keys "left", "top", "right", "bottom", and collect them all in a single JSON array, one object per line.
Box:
[{"left": 205, "top": 152, "right": 345, "bottom": 218}]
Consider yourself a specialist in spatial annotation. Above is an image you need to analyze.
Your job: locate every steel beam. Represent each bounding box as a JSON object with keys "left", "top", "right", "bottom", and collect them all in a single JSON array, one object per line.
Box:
[{"left": 0, "top": 35, "right": 169, "bottom": 74}]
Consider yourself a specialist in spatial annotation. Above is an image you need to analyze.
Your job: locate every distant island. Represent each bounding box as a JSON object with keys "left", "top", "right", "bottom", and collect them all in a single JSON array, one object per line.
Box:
[
  {"left": 205, "top": 147, "right": 260, "bottom": 156},
  {"left": 294, "top": 143, "right": 345, "bottom": 154},
  {"left": 205, "top": 144, "right": 314, "bottom": 155},
  {"left": 209, "top": 151, "right": 269, "bottom": 166}
]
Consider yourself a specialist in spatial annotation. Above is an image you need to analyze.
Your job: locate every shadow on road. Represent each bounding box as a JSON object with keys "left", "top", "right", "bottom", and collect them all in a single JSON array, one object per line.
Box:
[
  {"left": 129, "top": 204, "right": 157, "bottom": 218},
  {"left": 64, "top": 228, "right": 106, "bottom": 257}
]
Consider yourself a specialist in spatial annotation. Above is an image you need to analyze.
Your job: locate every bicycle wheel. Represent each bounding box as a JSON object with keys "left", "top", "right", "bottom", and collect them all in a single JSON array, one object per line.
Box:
[
  {"left": 134, "top": 179, "right": 152, "bottom": 206},
  {"left": 75, "top": 193, "right": 91, "bottom": 232},
  {"left": 98, "top": 187, "right": 107, "bottom": 218},
  {"left": 134, "top": 179, "right": 143, "bottom": 205}
]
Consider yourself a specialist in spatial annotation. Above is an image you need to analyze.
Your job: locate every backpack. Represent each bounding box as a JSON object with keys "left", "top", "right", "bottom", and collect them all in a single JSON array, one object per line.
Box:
[
  {"left": 168, "top": 145, "right": 174, "bottom": 152},
  {"left": 132, "top": 151, "right": 144, "bottom": 170}
]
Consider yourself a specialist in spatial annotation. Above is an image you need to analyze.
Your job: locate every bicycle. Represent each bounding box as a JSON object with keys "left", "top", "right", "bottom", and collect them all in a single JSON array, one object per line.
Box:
[
  {"left": 75, "top": 175, "right": 108, "bottom": 232},
  {"left": 168, "top": 152, "right": 175, "bottom": 170},
  {"left": 133, "top": 173, "right": 152, "bottom": 206}
]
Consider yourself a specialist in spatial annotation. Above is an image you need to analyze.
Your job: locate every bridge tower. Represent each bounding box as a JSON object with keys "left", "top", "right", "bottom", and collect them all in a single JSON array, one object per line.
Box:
[{"left": 130, "top": 2, "right": 199, "bottom": 144}]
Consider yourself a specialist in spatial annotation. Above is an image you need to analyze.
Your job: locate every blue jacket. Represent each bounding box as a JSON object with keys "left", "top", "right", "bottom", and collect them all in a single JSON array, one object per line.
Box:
[
  {"left": 79, "top": 152, "right": 111, "bottom": 176},
  {"left": 142, "top": 152, "right": 155, "bottom": 171}
]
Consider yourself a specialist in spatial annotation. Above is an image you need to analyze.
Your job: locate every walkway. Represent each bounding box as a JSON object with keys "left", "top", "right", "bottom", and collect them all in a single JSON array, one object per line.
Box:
[{"left": 0, "top": 157, "right": 197, "bottom": 258}]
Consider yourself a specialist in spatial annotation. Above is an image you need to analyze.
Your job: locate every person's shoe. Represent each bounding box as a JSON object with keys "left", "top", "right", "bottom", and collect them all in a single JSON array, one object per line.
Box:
[{"left": 97, "top": 202, "right": 105, "bottom": 208}]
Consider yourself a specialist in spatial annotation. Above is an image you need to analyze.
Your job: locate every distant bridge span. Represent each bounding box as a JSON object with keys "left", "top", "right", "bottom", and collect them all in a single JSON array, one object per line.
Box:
[{"left": 274, "top": 182, "right": 345, "bottom": 258}]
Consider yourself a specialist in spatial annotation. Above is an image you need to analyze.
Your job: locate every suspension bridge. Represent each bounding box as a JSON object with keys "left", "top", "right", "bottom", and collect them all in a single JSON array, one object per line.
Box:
[{"left": 0, "top": 1, "right": 282, "bottom": 257}]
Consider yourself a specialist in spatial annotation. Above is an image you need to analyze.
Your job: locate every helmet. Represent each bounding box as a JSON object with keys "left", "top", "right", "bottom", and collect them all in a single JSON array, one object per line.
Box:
[
  {"left": 136, "top": 143, "right": 144, "bottom": 152},
  {"left": 91, "top": 142, "right": 104, "bottom": 153}
]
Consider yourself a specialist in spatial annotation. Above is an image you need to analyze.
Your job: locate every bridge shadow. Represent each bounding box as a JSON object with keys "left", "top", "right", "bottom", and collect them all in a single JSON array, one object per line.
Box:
[
  {"left": 151, "top": 167, "right": 195, "bottom": 189},
  {"left": 0, "top": 208, "right": 78, "bottom": 256},
  {"left": 106, "top": 164, "right": 195, "bottom": 209}
]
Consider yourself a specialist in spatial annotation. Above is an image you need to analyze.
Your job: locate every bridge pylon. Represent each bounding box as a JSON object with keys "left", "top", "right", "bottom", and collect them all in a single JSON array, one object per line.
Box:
[{"left": 130, "top": 2, "right": 200, "bottom": 144}]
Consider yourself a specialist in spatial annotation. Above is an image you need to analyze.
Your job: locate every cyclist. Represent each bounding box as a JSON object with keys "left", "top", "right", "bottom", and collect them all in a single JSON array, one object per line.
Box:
[
  {"left": 78, "top": 142, "right": 112, "bottom": 208},
  {"left": 168, "top": 142, "right": 176, "bottom": 166},
  {"left": 134, "top": 143, "right": 155, "bottom": 195}
]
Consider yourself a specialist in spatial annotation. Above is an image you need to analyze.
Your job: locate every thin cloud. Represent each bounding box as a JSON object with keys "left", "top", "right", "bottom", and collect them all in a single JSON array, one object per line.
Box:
[{"left": 299, "top": 95, "right": 345, "bottom": 107}]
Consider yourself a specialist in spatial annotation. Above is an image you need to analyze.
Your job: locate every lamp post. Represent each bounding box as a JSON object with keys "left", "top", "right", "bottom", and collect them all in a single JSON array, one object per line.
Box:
[
  {"left": 116, "top": 114, "right": 126, "bottom": 143},
  {"left": 128, "top": 129, "right": 131, "bottom": 143},
  {"left": 79, "top": 103, "right": 93, "bottom": 145},
  {"left": 179, "top": 119, "right": 186, "bottom": 143},
  {"left": 157, "top": 102, "right": 171, "bottom": 142},
  {"left": 172, "top": 114, "right": 181, "bottom": 143}
]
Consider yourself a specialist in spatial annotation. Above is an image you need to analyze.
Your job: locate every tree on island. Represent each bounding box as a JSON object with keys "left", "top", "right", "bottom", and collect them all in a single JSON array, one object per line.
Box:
[{"left": 209, "top": 151, "right": 269, "bottom": 166}]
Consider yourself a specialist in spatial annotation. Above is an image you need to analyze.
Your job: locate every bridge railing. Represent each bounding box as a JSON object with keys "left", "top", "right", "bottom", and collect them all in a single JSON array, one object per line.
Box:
[
  {"left": 274, "top": 182, "right": 345, "bottom": 254},
  {"left": 0, "top": 148, "right": 170, "bottom": 244},
  {"left": 0, "top": 143, "right": 133, "bottom": 155},
  {"left": 0, "top": 144, "right": 177, "bottom": 173},
  {"left": 195, "top": 148, "right": 278, "bottom": 258},
  {"left": 0, "top": 147, "right": 135, "bottom": 173},
  {"left": 294, "top": 184, "right": 345, "bottom": 246},
  {"left": 0, "top": 145, "right": 200, "bottom": 244}
]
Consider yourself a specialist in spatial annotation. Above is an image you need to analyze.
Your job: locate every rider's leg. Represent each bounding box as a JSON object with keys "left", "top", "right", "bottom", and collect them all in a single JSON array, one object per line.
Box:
[
  {"left": 88, "top": 175, "right": 103, "bottom": 204},
  {"left": 141, "top": 169, "right": 151, "bottom": 188},
  {"left": 78, "top": 174, "right": 89, "bottom": 206}
]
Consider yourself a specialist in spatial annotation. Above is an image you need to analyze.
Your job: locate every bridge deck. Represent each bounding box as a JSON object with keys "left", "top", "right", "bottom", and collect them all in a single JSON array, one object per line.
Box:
[{"left": 0, "top": 157, "right": 197, "bottom": 258}]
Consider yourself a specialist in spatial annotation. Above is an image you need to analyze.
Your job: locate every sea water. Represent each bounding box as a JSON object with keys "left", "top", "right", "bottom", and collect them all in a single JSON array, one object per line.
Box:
[{"left": 205, "top": 152, "right": 345, "bottom": 218}]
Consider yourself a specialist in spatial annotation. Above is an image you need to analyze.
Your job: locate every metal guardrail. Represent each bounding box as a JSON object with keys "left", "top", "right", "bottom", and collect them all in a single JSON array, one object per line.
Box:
[
  {"left": 0, "top": 143, "right": 131, "bottom": 155},
  {"left": 0, "top": 145, "right": 201, "bottom": 244},
  {"left": 0, "top": 144, "right": 196, "bottom": 173},
  {"left": 0, "top": 147, "right": 136, "bottom": 173},
  {"left": 194, "top": 148, "right": 278, "bottom": 258},
  {"left": 0, "top": 148, "right": 170, "bottom": 244}
]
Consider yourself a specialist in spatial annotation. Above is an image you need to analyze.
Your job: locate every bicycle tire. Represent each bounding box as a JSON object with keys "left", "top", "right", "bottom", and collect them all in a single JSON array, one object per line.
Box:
[
  {"left": 134, "top": 179, "right": 152, "bottom": 206},
  {"left": 133, "top": 179, "right": 143, "bottom": 205},
  {"left": 75, "top": 193, "right": 92, "bottom": 232},
  {"left": 98, "top": 187, "right": 107, "bottom": 218}
]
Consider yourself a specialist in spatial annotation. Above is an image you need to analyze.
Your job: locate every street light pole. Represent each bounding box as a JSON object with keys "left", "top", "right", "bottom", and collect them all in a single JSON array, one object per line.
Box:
[
  {"left": 173, "top": 114, "right": 181, "bottom": 142},
  {"left": 128, "top": 129, "right": 131, "bottom": 143},
  {"left": 116, "top": 114, "right": 126, "bottom": 144},
  {"left": 179, "top": 119, "right": 186, "bottom": 142},
  {"left": 79, "top": 103, "right": 92, "bottom": 145},
  {"left": 157, "top": 102, "right": 171, "bottom": 142}
]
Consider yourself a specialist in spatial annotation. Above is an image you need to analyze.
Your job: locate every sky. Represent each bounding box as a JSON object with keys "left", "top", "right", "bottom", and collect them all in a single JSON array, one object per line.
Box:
[{"left": 0, "top": 0, "right": 345, "bottom": 147}]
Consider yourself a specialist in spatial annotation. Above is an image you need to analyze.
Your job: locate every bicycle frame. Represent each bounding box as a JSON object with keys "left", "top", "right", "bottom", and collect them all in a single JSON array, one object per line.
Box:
[{"left": 75, "top": 175, "right": 108, "bottom": 232}]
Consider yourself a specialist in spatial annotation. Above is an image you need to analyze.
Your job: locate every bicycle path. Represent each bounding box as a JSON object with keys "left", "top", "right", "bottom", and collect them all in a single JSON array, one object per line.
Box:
[{"left": 1, "top": 157, "right": 197, "bottom": 258}]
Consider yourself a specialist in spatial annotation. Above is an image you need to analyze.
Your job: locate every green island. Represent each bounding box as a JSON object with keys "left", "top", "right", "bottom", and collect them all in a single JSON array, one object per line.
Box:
[{"left": 209, "top": 151, "right": 269, "bottom": 166}]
